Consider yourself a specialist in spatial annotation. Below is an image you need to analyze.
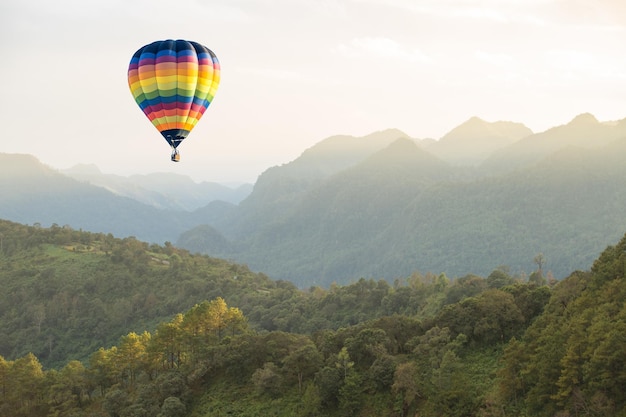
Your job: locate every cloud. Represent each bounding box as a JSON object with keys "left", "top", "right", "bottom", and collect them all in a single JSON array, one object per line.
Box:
[
  {"left": 350, "top": 0, "right": 551, "bottom": 24},
  {"left": 543, "top": 48, "right": 625, "bottom": 80},
  {"left": 333, "top": 37, "right": 431, "bottom": 63},
  {"left": 475, "top": 50, "right": 515, "bottom": 68},
  {"left": 235, "top": 67, "right": 306, "bottom": 82},
  {"left": 7, "top": 0, "right": 250, "bottom": 22}
]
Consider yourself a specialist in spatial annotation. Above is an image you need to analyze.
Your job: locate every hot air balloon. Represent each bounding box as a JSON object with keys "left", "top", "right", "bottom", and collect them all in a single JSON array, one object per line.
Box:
[{"left": 128, "top": 39, "right": 220, "bottom": 162}]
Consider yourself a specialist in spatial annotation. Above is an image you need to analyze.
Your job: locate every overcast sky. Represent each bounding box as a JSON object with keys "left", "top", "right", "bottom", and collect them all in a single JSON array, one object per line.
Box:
[{"left": 1, "top": 0, "right": 624, "bottom": 183}]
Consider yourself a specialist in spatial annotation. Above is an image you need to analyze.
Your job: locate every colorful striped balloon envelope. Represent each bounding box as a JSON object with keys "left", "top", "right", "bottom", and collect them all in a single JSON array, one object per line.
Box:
[{"left": 128, "top": 39, "right": 220, "bottom": 160}]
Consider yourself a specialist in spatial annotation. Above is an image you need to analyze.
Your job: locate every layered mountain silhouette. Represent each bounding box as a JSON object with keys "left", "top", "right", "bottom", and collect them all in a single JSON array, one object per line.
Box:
[
  {"left": 425, "top": 116, "right": 532, "bottom": 165},
  {"left": 61, "top": 164, "right": 251, "bottom": 211},
  {"left": 481, "top": 113, "right": 626, "bottom": 173},
  {"left": 0, "top": 154, "right": 218, "bottom": 243},
  {"left": 177, "top": 113, "right": 626, "bottom": 286},
  {"left": 2, "top": 113, "right": 626, "bottom": 287}
]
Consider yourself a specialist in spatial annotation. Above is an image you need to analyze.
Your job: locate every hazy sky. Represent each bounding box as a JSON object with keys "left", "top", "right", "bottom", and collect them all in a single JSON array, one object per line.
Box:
[{"left": 1, "top": 0, "right": 624, "bottom": 183}]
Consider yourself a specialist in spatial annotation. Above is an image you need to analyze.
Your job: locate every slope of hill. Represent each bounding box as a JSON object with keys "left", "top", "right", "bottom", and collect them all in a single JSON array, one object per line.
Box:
[
  {"left": 0, "top": 218, "right": 539, "bottom": 369},
  {"left": 178, "top": 114, "right": 626, "bottom": 287},
  {"left": 225, "top": 138, "right": 462, "bottom": 284},
  {"left": 219, "top": 129, "right": 416, "bottom": 240},
  {"left": 370, "top": 137, "right": 626, "bottom": 280},
  {"left": 488, "top": 231, "right": 626, "bottom": 416},
  {"left": 0, "top": 219, "right": 283, "bottom": 367},
  {"left": 5, "top": 226, "right": 626, "bottom": 417}
]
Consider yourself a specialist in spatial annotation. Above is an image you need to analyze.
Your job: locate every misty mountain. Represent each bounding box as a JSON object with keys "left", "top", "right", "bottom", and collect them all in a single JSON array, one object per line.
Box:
[
  {"left": 178, "top": 113, "right": 626, "bottom": 287},
  {"left": 62, "top": 164, "right": 252, "bottom": 211},
  {"left": 3, "top": 113, "right": 626, "bottom": 288},
  {"left": 481, "top": 113, "right": 626, "bottom": 173},
  {"left": 223, "top": 129, "right": 418, "bottom": 239},
  {"left": 424, "top": 116, "right": 533, "bottom": 165},
  {"left": 224, "top": 138, "right": 462, "bottom": 282},
  {"left": 0, "top": 154, "right": 201, "bottom": 243}
]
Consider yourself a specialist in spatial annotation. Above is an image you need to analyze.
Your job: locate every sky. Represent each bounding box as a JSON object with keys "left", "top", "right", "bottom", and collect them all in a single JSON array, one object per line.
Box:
[{"left": 1, "top": 0, "right": 624, "bottom": 183}]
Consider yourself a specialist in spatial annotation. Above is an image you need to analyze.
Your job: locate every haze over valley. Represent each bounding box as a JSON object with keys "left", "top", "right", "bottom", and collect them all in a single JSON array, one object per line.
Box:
[{"left": 2, "top": 112, "right": 625, "bottom": 287}]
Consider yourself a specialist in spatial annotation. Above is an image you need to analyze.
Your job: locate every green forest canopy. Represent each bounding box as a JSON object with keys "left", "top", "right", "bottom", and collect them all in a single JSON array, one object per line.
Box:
[{"left": 1, "top": 219, "right": 626, "bottom": 416}]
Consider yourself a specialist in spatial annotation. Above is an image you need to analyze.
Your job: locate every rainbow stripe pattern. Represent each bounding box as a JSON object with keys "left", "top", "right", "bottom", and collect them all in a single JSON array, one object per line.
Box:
[{"left": 128, "top": 39, "right": 220, "bottom": 149}]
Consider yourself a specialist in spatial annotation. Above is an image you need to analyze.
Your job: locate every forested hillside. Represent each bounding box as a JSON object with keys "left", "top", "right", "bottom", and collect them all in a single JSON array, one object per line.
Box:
[
  {"left": 0, "top": 219, "right": 536, "bottom": 369},
  {"left": 3, "top": 114, "right": 626, "bottom": 288},
  {"left": 0, "top": 219, "right": 287, "bottom": 367},
  {"left": 2, "top": 220, "right": 626, "bottom": 416},
  {"left": 487, "top": 232, "right": 626, "bottom": 417},
  {"left": 180, "top": 118, "right": 626, "bottom": 286}
]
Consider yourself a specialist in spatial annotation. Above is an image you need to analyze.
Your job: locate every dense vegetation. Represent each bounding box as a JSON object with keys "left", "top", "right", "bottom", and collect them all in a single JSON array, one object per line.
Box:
[
  {"left": 2, "top": 219, "right": 626, "bottom": 416},
  {"left": 0, "top": 219, "right": 536, "bottom": 369},
  {"left": 180, "top": 134, "right": 626, "bottom": 287}
]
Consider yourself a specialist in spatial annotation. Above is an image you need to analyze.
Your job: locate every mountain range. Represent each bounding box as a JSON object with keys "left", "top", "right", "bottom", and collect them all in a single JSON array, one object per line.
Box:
[
  {"left": 60, "top": 163, "right": 252, "bottom": 211},
  {"left": 0, "top": 154, "right": 249, "bottom": 243},
  {"left": 2, "top": 113, "right": 626, "bottom": 287},
  {"left": 178, "top": 113, "right": 626, "bottom": 286}
]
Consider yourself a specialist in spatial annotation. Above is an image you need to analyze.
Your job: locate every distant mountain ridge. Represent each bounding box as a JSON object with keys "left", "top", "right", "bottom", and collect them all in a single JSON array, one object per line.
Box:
[
  {"left": 424, "top": 116, "right": 533, "bottom": 165},
  {"left": 2, "top": 113, "right": 626, "bottom": 287},
  {"left": 0, "top": 154, "right": 230, "bottom": 243},
  {"left": 481, "top": 113, "right": 626, "bottom": 173},
  {"left": 61, "top": 164, "right": 252, "bottom": 211},
  {"left": 176, "top": 113, "right": 626, "bottom": 286}
]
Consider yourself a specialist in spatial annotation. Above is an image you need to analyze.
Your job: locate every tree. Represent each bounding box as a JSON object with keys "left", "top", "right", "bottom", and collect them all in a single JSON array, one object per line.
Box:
[
  {"left": 116, "top": 331, "right": 150, "bottom": 387},
  {"left": 0, "top": 356, "right": 10, "bottom": 417},
  {"left": 103, "top": 387, "right": 129, "bottom": 417},
  {"left": 315, "top": 367, "right": 339, "bottom": 409},
  {"left": 47, "top": 360, "right": 90, "bottom": 416},
  {"left": 251, "top": 362, "right": 283, "bottom": 398},
  {"left": 473, "top": 289, "right": 525, "bottom": 344},
  {"left": 430, "top": 350, "right": 480, "bottom": 416},
  {"left": 553, "top": 317, "right": 588, "bottom": 410},
  {"left": 158, "top": 396, "right": 186, "bottom": 417},
  {"left": 284, "top": 343, "right": 323, "bottom": 394},
  {"left": 207, "top": 297, "right": 229, "bottom": 340},
  {"left": 392, "top": 361, "right": 420, "bottom": 416},
  {"left": 530, "top": 254, "right": 547, "bottom": 286},
  {"left": 533, "top": 253, "right": 546, "bottom": 274},
  {"left": 89, "top": 346, "right": 118, "bottom": 395},
  {"left": 336, "top": 347, "right": 354, "bottom": 379},
  {"left": 0, "top": 355, "right": 8, "bottom": 400},
  {"left": 155, "top": 371, "right": 189, "bottom": 401},
  {"left": 368, "top": 354, "right": 396, "bottom": 391},
  {"left": 181, "top": 298, "right": 247, "bottom": 363},
  {"left": 487, "top": 268, "right": 514, "bottom": 289},
  {"left": 152, "top": 314, "right": 184, "bottom": 369},
  {"left": 412, "top": 326, "right": 454, "bottom": 367},
  {"left": 502, "top": 283, "right": 551, "bottom": 324},
  {"left": 300, "top": 382, "right": 322, "bottom": 416},
  {"left": 30, "top": 303, "right": 46, "bottom": 335},
  {"left": 223, "top": 302, "right": 248, "bottom": 338},
  {"left": 492, "top": 337, "right": 528, "bottom": 411},
  {"left": 339, "top": 370, "right": 363, "bottom": 416},
  {"left": 434, "top": 273, "right": 450, "bottom": 292},
  {"left": 345, "top": 327, "right": 390, "bottom": 369},
  {"left": 7, "top": 353, "right": 45, "bottom": 416}
]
